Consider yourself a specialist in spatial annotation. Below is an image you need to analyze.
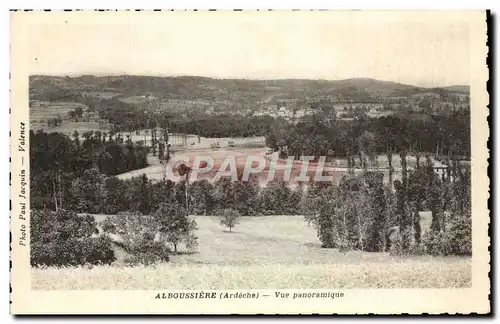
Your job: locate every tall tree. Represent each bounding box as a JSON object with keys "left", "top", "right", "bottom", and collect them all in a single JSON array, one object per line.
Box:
[
  {"left": 399, "top": 151, "right": 410, "bottom": 250},
  {"left": 153, "top": 202, "right": 197, "bottom": 254}
]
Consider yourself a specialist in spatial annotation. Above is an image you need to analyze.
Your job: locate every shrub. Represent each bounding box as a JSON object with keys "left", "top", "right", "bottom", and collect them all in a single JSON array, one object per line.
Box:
[
  {"left": 123, "top": 237, "right": 170, "bottom": 266},
  {"left": 81, "top": 236, "right": 116, "bottom": 265},
  {"left": 447, "top": 212, "right": 472, "bottom": 256},
  {"left": 387, "top": 227, "right": 425, "bottom": 256},
  {"left": 388, "top": 229, "right": 404, "bottom": 256},
  {"left": 31, "top": 209, "right": 116, "bottom": 267},
  {"left": 422, "top": 231, "right": 452, "bottom": 256},
  {"left": 102, "top": 212, "right": 171, "bottom": 264},
  {"left": 422, "top": 211, "right": 471, "bottom": 256},
  {"left": 184, "top": 232, "right": 199, "bottom": 252}
]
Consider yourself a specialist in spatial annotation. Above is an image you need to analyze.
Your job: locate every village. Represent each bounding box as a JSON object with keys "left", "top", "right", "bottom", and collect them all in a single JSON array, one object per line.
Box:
[{"left": 247, "top": 91, "right": 470, "bottom": 122}]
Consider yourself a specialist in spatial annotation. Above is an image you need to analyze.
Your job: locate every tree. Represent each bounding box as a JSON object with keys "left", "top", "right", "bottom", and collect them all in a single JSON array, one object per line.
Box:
[
  {"left": 151, "top": 127, "right": 157, "bottom": 156},
  {"left": 424, "top": 155, "right": 442, "bottom": 232},
  {"left": 158, "top": 141, "right": 165, "bottom": 161},
  {"left": 288, "top": 185, "right": 304, "bottom": 215},
  {"left": 177, "top": 163, "right": 192, "bottom": 210},
  {"left": 337, "top": 172, "right": 388, "bottom": 252},
  {"left": 139, "top": 173, "right": 150, "bottom": 214},
  {"left": 423, "top": 164, "right": 471, "bottom": 256},
  {"left": 229, "top": 180, "right": 260, "bottom": 215},
  {"left": 153, "top": 202, "right": 198, "bottom": 254},
  {"left": 259, "top": 180, "right": 292, "bottom": 215},
  {"left": 31, "top": 209, "right": 115, "bottom": 267},
  {"left": 408, "top": 166, "right": 440, "bottom": 245},
  {"left": 212, "top": 178, "right": 233, "bottom": 211},
  {"left": 70, "top": 168, "right": 105, "bottom": 213},
  {"left": 188, "top": 180, "right": 214, "bottom": 215},
  {"left": 300, "top": 182, "right": 340, "bottom": 248},
  {"left": 316, "top": 201, "right": 337, "bottom": 248},
  {"left": 387, "top": 151, "right": 393, "bottom": 189},
  {"left": 219, "top": 208, "right": 241, "bottom": 232},
  {"left": 102, "top": 211, "right": 170, "bottom": 265},
  {"left": 68, "top": 107, "right": 84, "bottom": 121},
  {"left": 356, "top": 131, "right": 376, "bottom": 169},
  {"left": 361, "top": 172, "right": 388, "bottom": 252},
  {"left": 68, "top": 109, "right": 77, "bottom": 120},
  {"left": 102, "top": 176, "right": 128, "bottom": 214},
  {"left": 398, "top": 151, "right": 412, "bottom": 250}
]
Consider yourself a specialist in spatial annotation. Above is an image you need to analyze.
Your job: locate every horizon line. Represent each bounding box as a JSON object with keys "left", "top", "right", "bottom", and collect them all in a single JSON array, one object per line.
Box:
[{"left": 29, "top": 73, "right": 470, "bottom": 89}]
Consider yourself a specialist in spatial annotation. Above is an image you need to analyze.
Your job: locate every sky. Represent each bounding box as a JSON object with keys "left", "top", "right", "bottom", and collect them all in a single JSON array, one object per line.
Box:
[{"left": 17, "top": 10, "right": 479, "bottom": 87}]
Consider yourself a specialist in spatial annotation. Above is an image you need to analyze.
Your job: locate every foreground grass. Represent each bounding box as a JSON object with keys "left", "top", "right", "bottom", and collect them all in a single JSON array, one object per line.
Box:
[
  {"left": 32, "top": 258, "right": 471, "bottom": 290},
  {"left": 32, "top": 216, "right": 471, "bottom": 290}
]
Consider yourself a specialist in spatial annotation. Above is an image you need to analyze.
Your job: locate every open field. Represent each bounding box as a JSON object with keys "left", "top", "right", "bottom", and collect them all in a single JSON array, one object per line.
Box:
[
  {"left": 116, "top": 144, "right": 268, "bottom": 181},
  {"left": 30, "top": 101, "right": 88, "bottom": 122},
  {"left": 80, "top": 91, "right": 122, "bottom": 99},
  {"left": 114, "top": 142, "right": 440, "bottom": 187},
  {"left": 113, "top": 131, "right": 266, "bottom": 150},
  {"left": 30, "top": 121, "right": 111, "bottom": 137},
  {"left": 32, "top": 215, "right": 470, "bottom": 290}
]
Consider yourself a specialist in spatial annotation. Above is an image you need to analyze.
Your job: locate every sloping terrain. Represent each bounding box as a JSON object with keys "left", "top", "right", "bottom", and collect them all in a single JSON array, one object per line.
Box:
[{"left": 30, "top": 75, "right": 467, "bottom": 103}]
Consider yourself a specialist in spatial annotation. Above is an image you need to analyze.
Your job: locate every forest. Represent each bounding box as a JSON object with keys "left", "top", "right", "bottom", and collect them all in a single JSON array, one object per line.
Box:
[{"left": 30, "top": 130, "right": 148, "bottom": 211}]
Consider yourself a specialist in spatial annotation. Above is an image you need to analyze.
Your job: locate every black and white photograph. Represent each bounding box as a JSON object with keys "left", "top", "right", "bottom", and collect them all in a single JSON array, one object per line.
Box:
[{"left": 10, "top": 10, "right": 489, "bottom": 314}]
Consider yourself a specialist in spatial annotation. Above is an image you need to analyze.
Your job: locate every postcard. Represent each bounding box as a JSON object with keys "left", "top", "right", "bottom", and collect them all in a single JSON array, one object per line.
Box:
[{"left": 10, "top": 10, "right": 490, "bottom": 314}]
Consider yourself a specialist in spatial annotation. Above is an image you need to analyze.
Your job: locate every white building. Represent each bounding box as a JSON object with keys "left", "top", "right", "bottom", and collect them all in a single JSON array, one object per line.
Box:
[
  {"left": 278, "top": 106, "right": 294, "bottom": 118},
  {"left": 295, "top": 108, "right": 306, "bottom": 118}
]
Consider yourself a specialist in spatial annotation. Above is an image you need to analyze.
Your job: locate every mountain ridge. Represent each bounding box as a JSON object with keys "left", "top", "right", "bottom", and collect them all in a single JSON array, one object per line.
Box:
[
  {"left": 29, "top": 75, "right": 470, "bottom": 104},
  {"left": 30, "top": 74, "right": 468, "bottom": 89}
]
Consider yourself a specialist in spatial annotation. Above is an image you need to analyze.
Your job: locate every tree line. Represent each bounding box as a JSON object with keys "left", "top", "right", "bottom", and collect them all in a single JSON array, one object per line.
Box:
[
  {"left": 266, "top": 112, "right": 470, "bottom": 163},
  {"left": 167, "top": 115, "right": 274, "bottom": 138},
  {"left": 301, "top": 157, "right": 471, "bottom": 255},
  {"left": 30, "top": 163, "right": 471, "bottom": 268},
  {"left": 31, "top": 169, "right": 301, "bottom": 217},
  {"left": 30, "top": 130, "right": 148, "bottom": 211}
]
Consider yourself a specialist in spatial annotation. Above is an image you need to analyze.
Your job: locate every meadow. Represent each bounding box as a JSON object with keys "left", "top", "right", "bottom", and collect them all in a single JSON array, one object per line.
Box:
[
  {"left": 32, "top": 215, "right": 471, "bottom": 290},
  {"left": 29, "top": 101, "right": 88, "bottom": 122}
]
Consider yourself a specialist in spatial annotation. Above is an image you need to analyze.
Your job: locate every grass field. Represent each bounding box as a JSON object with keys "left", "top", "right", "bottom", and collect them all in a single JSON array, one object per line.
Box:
[
  {"left": 32, "top": 215, "right": 471, "bottom": 290},
  {"left": 30, "top": 121, "right": 111, "bottom": 137},
  {"left": 30, "top": 101, "right": 88, "bottom": 122}
]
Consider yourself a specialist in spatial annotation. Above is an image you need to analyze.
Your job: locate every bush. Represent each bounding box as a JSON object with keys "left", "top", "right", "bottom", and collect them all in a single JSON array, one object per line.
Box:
[
  {"left": 447, "top": 212, "right": 472, "bottom": 255},
  {"left": 388, "top": 228, "right": 422, "bottom": 256},
  {"left": 388, "top": 229, "right": 404, "bottom": 256},
  {"left": 422, "top": 211, "right": 471, "bottom": 256},
  {"left": 31, "top": 209, "right": 116, "bottom": 267},
  {"left": 102, "top": 212, "right": 171, "bottom": 264},
  {"left": 422, "top": 231, "right": 452, "bottom": 256},
  {"left": 123, "top": 236, "right": 170, "bottom": 266}
]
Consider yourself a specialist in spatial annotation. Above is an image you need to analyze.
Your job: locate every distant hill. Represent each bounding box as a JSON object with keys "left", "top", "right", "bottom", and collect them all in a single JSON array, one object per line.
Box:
[
  {"left": 29, "top": 75, "right": 469, "bottom": 104},
  {"left": 440, "top": 85, "right": 470, "bottom": 93}
]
